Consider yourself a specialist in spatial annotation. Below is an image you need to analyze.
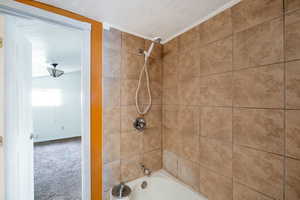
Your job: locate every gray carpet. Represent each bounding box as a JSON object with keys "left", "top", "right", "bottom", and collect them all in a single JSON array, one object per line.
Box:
[{"left": 34, "top": 137, "right": 82, "bottom": 200}]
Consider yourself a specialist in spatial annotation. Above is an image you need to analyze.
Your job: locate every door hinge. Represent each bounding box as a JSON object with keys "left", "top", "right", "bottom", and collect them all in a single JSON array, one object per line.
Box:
[{"left": 0, "top": 37, "right": 3, "bottom": 48}]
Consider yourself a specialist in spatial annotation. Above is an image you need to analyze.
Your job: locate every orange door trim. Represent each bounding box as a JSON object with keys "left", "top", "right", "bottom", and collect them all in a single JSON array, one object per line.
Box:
[{"left": 14, "top": 1, "right": 103, "bottom": 199}]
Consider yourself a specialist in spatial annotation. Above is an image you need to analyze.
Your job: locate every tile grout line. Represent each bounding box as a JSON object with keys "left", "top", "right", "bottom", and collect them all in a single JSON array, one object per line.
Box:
[{"left": 231, "top": 7, "right": 234, "bottom": 199}]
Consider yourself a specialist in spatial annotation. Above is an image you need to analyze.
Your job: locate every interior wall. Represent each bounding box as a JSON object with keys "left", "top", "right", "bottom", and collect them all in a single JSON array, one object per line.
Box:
[
  {"left": 102, "top": 28, "right": 163, "bottom": 196},
  {"left": 32, "top": 71, "right": 81, "bottom": 142},
  {"left": 162, "top": 0, "right": 300, "bottom": 199}
]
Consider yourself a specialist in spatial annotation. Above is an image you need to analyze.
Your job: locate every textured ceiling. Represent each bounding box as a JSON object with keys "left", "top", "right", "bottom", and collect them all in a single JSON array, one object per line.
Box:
[{"left": 37, "top": 0, "right": 240, "bottom": 43}]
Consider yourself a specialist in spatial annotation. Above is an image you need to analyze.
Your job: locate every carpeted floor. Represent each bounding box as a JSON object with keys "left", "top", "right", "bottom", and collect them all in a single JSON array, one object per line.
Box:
[{"left": 34, "top": 137, "right": 82, "bottom": 200}]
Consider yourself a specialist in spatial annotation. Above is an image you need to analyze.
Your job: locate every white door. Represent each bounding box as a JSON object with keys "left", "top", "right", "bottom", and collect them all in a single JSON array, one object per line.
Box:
[
  {"left": 0, "top": 14, "right": 5, "bottom": 200},
  {"left": 4, "top": 15, "right": 34, "bottom": 200}
]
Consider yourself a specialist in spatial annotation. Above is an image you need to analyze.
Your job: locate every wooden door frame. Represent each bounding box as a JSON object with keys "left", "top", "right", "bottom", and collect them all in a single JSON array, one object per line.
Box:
[{"left": 13, "top": 1, "right": 103, "bottom": 199}]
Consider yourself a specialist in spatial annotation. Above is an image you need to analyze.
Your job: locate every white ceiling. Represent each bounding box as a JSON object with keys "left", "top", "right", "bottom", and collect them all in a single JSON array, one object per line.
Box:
[
  {"left": 36, "top": 0, "right": 240, "bottom": 43},
  {"left": 16, "top": 18, "right": 83, "bottom": 77}
]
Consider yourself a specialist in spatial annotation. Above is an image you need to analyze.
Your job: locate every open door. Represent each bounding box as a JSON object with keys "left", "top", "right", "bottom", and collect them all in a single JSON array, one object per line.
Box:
[
  {"left": 4, "top": 15, "right": 34, "bottom": 200},
  {"left": 0, "top": 14, "right": 5, "bottom": 200}
]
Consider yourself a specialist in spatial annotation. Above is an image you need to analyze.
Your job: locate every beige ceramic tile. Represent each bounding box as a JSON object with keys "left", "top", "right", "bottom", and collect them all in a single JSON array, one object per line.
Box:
[
  {"left": 233, "top": 145, "right": 284, "bottom": 200},
  {"left": 103, "top": 47, "right": 121, "bottom": 77},
  {"left": 233, "top": 17, "right": 284, "bottom": 69},
  {"left": 120, "top": 131, "right": 143, "bottom": 159},
  {"left": 178, "top": 48, "right": 200, "bottom": 79},
  {"left": 286, "top": 61, "right": 300, "bottom": 109},
  {"left": 200, "top": 72, "right": 233, "bottom": 106},
  {"left": 233, "top": 108, "right": 284, "bottom": 154},
  {"left": 143, "top": 149, "right": 162, "bottom": 171},
  {"left": 147, "top": 58, "right": 162, "bottom": 82},
  {"left": 163, "top": 38, "right": 179, "bottom": 64},
  {"left": 200, "top": 36, "right": 233, "bottom": 76},
  {"left": 104, "top": 133, "right": 120, "bottom": 163},
  {"left": 200, "top": 167, "right": 233, "bottom": 200},
  {"left": 233, "top": 182, "right": 273, "bottom": 200},
  {"left": 103, "top": 107, "right": 121, "bottom": 135},
  {"left": 178, "top": 77, "right": 200, "bottom": 106},
  {"left": 178, "top": 158, "right": 200, "bottom": 191},
  {"left": 286, "top": 110, "right": 300, "bottom": 159},
  {"left": 103, "top": 78, "right": 120, "bottom": 108},
  {"left": 103, "top": 161, "right": 121, "bottom": 191},
  {"left": 233, "top": 64, "right": 284, "bottom": 108},
  {"left": 201, "top": 107, "right": 232, "bottom": 143},
  {"left": 179, "top": 25, "right": 200, "bottom": 52},
  {"left": 143, "top": 128, "right": 161, "bottom": 152},
  {"left": 163, "top": 57, "right": 178, "bottom": 76},
  {"left": 121, "top": 79, "right": 138, "bottom": 106},
  {"left": 286, "top": 9, "right": 300, "bottom": 61},
  {"left": 286, "top": 158, "right": 300, "bottom": 200},
  {"left": 163, "top": 75, "right": 179, "bottom": 105},
  {"left": 121, "top": 155, "right": 143, "bottom": 182},
  {"left": 140, "top": 80, "right": 162, "bottom": 105},
  {"left": 200, "top": 138, "right": 232, "bottom": 178},
  {"left": 200, "top": 9, "right": 232, "bottom": 45},
  {"left": 232, "top": 0, "right": 283, "bottom": 33},
  {"left": 163, "top": 150, "right": 178, "bottom": 177},
  {"left": 122, "top": 32, "right": 144, "bottom": 54},
  {"left": 285, "top": 0, "right": 300, "bottom": 13},
  {"left": 121, "top": 52, "right": 144, "bottom": 80}
]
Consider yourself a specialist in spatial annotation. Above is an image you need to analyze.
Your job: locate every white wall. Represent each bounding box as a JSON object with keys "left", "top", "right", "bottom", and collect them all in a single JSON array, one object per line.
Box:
[{"left": 32, "top": 71, "right": 81, "bottom": 142}]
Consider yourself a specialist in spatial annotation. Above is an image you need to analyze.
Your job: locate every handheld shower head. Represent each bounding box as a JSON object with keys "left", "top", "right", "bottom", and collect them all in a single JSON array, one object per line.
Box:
[{"left": 152, "top": 37, "right": 162, "bottom": 44}]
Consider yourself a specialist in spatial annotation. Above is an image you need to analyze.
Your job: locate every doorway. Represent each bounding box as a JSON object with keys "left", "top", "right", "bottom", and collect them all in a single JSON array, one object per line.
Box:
[{"left": 0, "top": 0, "right": 101, "bottom": 198}]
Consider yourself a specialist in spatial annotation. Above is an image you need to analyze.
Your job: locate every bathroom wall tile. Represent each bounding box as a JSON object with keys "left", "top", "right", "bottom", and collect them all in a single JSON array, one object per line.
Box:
[
  {"left": 200, "top": 138, "right": 232, "bottom": 178},
  {"left": 103, "top": 47, "right": 121, "bottom": 78},
  {"left": 232, "top": 0, "right": 283, "bottom": 33},
  {"left": 200, "top": 72, "right": 233, "bottom": 106},
  {"left": 286, "top": 158, "right": 300, "bottom": 200},
  {"left": 178, "top": 77, "right": 200, "bottom": 106},
  {"left": 122, "top": 32, "right": 144, "bottom": 54},
  {"left": 163, "top": 57, "right": 178, "bottom": 76},
  {"left": 233, "top": 108, "right": 284, "bottom": 154},
  {"left": 233, "top": 182, "right": 273, "bottom": 200},
  {"left": 143, "top": 128, "right": 161, "bottom": 152},
  {"left": 286, "top": 61, "right": 300, "bottom": 109},
  {"left": 233, "top": 145, "right": 284, "bottom": 199},
  {"left": 200, "top": 166, "right": 233, "bottom": 200},
  {"left": 286, "top": 9, "right": 300, "bottom": 61},
  {"left": 233, "top": 18, "right": 284, "bottom": 69},
  {"left": 120, "top": 131, "right": 143, "bottom": 159},
  {"left": 178, "top": 158, "right": 200, "bottom": 191},
  {"left": 178, "top": 48, "right": 200, "bottom": 79},
  {"left": 200, "top": 9, "right": 232, "bottom": 45},
  {"left": 181, "top": 120, "right": 200, "bottom": 163},
  {"left": 163, "top": 75, "right": 179, "bottom": 105},
  {"left": 103, "top": 160, "right": 121, "bottom": 191},
  {"left": 103, "top": 107, "right": 121, "bottom": 135},
  {"left": 104, "top": 133, "right": 121, "bottom": 163},
  {"left": 163, "top": 128, "right": 181, "bottom": 156},
  {"left": 285, "top": 0, "right": 300, "bottom": 13},
  {"left": 286, "top": 110, "right": 300, "bottom": 159},
  {"left": 147, "top": 58, "right": 162, "bottom": 82},
  {"left": 143, "top": 149, "right": 162, "bottom": 171},
  {"left": 179, "top": 25, "right": 200, "bottom": 52},
  {"left": 163, "top": 38, "right": 179, "bottom": 64},
  {"left": 201, "top": 107, "right": 232, "bottom": 143},
  {"left": 140, "top": 80, "right": 162, "bottom": 105},
  {"left": 104, "top": 28, "right": 121, "bottom": 51},
  {"left": 145, "top": 40, "right": 162, "bottom": 59},
  {"left": 233, "top": 64, "right": 284, "bottom": 108},
  {"left": 103, "top": 78, "right": 120, "bottom": 108},
  {"left": 121, "top": 106, "right": 138, "bottom": 133},
  {"left": 121, "top": 79, "right": 138, "bottom": 106},
  {"left": 121, "top": 155, "right": 143, "bottom": 182},
  {"left": 121, "top": 52, "right": 144, "bottom": 80},
  {"left": 143, "top": 105, "right": 162, "bottom": 128},
  {"left": 163, "top": 150, "right": 178, "bottom": 177},
  {"left": 200, "top": 36, "right": 233, "bottom": 76}
]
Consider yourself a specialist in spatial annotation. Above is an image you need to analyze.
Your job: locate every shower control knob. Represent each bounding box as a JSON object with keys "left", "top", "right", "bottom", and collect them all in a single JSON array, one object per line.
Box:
[{"left": 133, "top": 117, "right": 146, "bottom": 132}]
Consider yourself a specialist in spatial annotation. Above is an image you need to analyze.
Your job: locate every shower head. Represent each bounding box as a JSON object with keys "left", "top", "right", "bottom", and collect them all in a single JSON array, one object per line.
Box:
[
  {"left": 47, "top": 63, "right": 64, "bottom": 78},
  {"left": 152, "top": 37, "right": 162, "bottom": 44}
]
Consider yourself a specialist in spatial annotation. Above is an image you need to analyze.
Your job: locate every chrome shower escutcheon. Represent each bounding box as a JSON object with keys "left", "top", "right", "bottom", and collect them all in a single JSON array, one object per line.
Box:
[{"left": 133, "top": 117, "right": 146, "bottom": 131}]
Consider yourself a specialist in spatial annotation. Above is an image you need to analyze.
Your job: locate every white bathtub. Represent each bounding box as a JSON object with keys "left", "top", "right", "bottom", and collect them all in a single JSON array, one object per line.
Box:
[{"left": 109, "top": 170, "right": 207, "bottom": 200}]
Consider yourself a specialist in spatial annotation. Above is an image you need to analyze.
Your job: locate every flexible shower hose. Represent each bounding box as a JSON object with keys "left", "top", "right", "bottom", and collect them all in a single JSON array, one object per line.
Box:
[{"left": 135, "top": 55, "right": 152, "bottom": 115}]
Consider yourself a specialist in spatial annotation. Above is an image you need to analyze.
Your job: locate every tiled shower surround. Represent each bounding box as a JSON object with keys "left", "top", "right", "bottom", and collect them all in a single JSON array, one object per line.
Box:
[{"left": 103, "top": 0, "right": 300, "bottom": 199}]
